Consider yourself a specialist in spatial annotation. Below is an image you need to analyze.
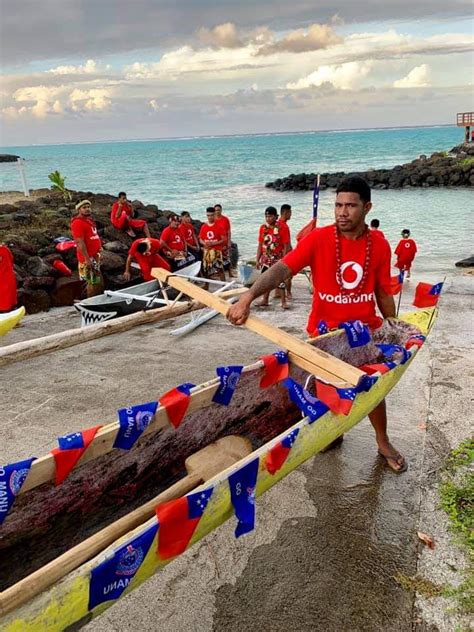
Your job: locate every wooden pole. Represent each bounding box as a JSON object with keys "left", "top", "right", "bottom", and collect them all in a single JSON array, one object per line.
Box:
[{"left": 151, "top": 268, "right": 364, "bottom": 386}]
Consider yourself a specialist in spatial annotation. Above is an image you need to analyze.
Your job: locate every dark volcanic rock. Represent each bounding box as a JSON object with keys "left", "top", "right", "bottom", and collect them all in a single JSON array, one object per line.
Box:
[
  {"left": 455, "top": 255, "right": 474, "bottom": 268},
  {"left": 17, "top": 288, "right": 51, "bottom": 313},
  {"left": 103, "top": 240, "right": 129, "bottom": 254},
  {"left": 265, "top": 143, "right": 474, "bottom": 191},
  {"left": 50, "top": 276, "right": 84, "bottom": 306},
  {"left": 26, "top": 256, "right": 54, "bottom": 277},
  {"left": 23, "top": 275, "right": 56, "bottom": 289},
  {"left": 100, "top": 250, "right": 125, "bottom": 272}
]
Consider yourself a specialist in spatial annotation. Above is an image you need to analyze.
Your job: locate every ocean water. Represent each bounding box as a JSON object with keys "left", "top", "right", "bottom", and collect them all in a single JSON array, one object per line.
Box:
[{"left": 1, "top": 126, "right": 472, "bottom": 275}]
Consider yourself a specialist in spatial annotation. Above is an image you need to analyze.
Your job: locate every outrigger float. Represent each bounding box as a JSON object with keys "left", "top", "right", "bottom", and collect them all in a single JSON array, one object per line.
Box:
[
  {"left": 0, "top": 272, "right": 437, "bottom": 631},
  {"left": 0, "top": 307, "right": 25, "bottom": 338}
]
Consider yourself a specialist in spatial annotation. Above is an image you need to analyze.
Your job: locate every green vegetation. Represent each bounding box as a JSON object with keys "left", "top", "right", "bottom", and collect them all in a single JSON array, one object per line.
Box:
[
  {"left": 48, "top": 170, "right": 72, "bottom": 202},
  {"left": 439, "top": 438, "right": 474, "bottom": 614},
  {"left": 459, "top": 158, "right": 474, "bottom": 167},
  {"left": 394, "top": 572, "right": 444, "bottom": 597}
]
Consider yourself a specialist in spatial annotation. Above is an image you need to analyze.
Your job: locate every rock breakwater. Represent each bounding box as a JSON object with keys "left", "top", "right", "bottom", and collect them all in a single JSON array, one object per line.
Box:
[{"left": 265, "top": 144, "right": 474, "bottom": 192}]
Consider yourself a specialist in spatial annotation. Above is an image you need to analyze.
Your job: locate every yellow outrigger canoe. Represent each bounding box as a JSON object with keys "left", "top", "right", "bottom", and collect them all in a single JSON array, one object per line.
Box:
[
  {"left": 0, "top": 307, "right": 436, "bottom": 631},
  {"left": 0, "top": 307, "right": 25, "bottom": 338}
]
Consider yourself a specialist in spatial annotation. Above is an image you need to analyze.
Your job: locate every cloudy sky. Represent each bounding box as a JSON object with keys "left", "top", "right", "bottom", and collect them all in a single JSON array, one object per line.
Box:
[{"left": 1, "top": 0, "right": 473, "bottom": 145}]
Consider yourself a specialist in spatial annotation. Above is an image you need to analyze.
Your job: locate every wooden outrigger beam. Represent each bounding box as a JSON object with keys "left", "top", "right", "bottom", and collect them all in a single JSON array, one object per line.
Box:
[
  {"left": 0, "top": 287, "right": 247, "bottom": 369},
  {"left": 151, "top": 268, "right": 365, "bottom": 387}
]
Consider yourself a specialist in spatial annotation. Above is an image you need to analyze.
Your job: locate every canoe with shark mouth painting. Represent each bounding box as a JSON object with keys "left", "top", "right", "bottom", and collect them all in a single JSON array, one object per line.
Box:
[{"left": 0, "top": 307, "right": 436, "bottom": 631}]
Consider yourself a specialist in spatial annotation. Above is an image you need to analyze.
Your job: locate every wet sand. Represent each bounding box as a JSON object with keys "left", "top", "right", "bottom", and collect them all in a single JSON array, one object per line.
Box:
[{"left": 1, "top": 272, "right": 472, "bottom": 631}]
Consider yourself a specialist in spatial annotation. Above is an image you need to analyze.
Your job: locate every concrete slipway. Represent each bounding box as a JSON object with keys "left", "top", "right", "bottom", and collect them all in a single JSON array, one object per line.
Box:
[{"left": 1, "top": 272, "right": 472, "bottom": 632}]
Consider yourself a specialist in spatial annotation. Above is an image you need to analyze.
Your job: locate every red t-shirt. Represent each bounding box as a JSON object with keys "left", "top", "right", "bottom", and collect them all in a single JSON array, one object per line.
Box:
[
  {"left": 215, "top": 215, "right": 231, "bottom": 241},
  {"left": 258, "top": 222, "right": 290, "bottom": 266},
  {"left": 283, "top": 224, "right": 392, "bottom": 333},
  {"left": 277, "top": 219, "right": 291, "bottom": 243},
  {"left": 129, "top": 238, "right": 162, "bottom": 259},
  {"left": 160, "top": 226, "right": 186, "bottom": 251},
  {"left": 370, "top": 228, "right": 385, "bottom": 239},
  {"left": 395, "top": 238, "right": 417, "bottom": 264},
  {"left": 70, "top": 216, "right": 102, "bottom": 262},
  {"left": 199, "top": 223, "right": 225, "bottom": 251},
  {"left": 0, "top": 244, "right": 17, "bottom": 311},
  {"left": 110, "top": 200, "right": 133, "bottom": 222},
  {"left": 179, "top": 223, "right": 198, "bottom": 247}
]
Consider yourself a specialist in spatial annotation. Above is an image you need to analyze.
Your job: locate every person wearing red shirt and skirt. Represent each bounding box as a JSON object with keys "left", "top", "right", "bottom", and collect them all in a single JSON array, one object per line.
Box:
[
  {"left": 395, "top": 229, "right": 418, "bottom": 278},
  {"left": 227, "top": 177, "right": 406, "bottom": 474},
  {"left": 256, "top": 206, "right": 290, "bottom": 310},
  {"left": 70, "top": 200, "right": 103, "bottom": 297},
  {"left": 199, "top": 207, "right": 226, "bottom": 282}
]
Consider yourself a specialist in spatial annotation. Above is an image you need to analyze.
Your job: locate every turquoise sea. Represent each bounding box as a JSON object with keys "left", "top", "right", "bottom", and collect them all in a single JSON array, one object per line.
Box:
[{"left": 1, "top": 126, "right": 472, "bottom": 275}]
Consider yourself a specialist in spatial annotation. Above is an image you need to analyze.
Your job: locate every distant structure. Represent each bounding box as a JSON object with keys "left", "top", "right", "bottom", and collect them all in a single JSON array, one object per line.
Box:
[
  {"left": 0, "top": 154, "right": 30, "bottom": 196},
  {"left": 457, "top": 112, "right": 474, "bottom": 143}
]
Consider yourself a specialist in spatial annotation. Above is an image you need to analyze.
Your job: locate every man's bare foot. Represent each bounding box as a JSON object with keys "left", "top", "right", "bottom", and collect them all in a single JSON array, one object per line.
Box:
[
  {"left": 281, "top": 301, "right": 290, "bottom": 310},
  {"left": 378, "top": 443, "right": 407, "bottom": 472}
]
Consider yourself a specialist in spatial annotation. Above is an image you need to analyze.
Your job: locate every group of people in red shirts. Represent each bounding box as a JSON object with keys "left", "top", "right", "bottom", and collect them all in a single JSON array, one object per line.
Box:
[{"left": 370, "top": 218, "right": 418, "bottom": 278}]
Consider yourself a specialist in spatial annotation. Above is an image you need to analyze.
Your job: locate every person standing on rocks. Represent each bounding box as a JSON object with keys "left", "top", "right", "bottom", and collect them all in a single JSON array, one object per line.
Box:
[
  {"left": 227, "top": 177, "right": 407, "bottom": 473},
  {"left": 110, "top": 192, "right": 151, "bottom": 239},
  {"left": 70, "top": 200, "right": 103, "bottom": 298},
  {"left": 0, "top": 243, "right": 17, "bottom": 312},
  {"left": 395, "top": 229, "right": 417, "bottom": 279}
]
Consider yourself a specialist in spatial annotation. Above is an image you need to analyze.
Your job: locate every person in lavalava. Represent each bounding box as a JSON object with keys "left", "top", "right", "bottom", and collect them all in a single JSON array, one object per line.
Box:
[
  {"left": 160, "top": 214, "right": 187, "bottom": 263},
  {"left": 227, "top": 176, "right": 407, "bottom": 473},
  {"left": 70, "top": 200, "right": 103, "bottom": 298},
  {"left": 199, "top": 207, "right": 226, "bottom": 282},
  {"left": 0, "top": 243, "right": 17, "bottom": 312},
  {"left": 395, "top": 229, "right": 417, "bottom": 278},
  {"left": 214, "top": 203, "right": 237, "bottom": 277},
  {"left": 123, "top": 238, "right": 171, "bottom": 282},
  {"left": 256, "top": 206, "right": 290, "bottom": 310},
  {"left": 110, "top": 192, "right": 151, "bottom": 238}
]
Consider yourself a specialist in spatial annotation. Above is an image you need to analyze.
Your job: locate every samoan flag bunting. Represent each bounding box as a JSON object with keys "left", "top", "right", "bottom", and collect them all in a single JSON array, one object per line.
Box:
[
  {"left": 156, "top": 487, "right": 213, "bottom": 559},
  {"left": 317, "top": 320, "right": 329, "bottom": 335},
  {"left": 284, "top": 377, "right": 329, "bottom": 423},
  {"left": 0, "top": 457, "right": 36, "bottom": 525},
  {"left": 389, "top": 270, "right": 404, "bottom": 295},
  {"left": 88, "top": 522, "right": 158, "bottom": 610},
  {"left": 377, "top": 343, "right": 410, "bottom": 365},
  {"left": 413, "top": 281, "right": 443, "bottom": 308},
  {"left": 228, "top": 458, "right": 259, "bottom": 538},
  {"left": 316, "top": 381, "right": 357, "bottom": 416},
  {"left": 212, "top": 365, "right": 243, "bottom": 406},
  {"left": 113, "top": 401, "right": 158, "bottom": 450},
  {"left": 52, "top": 426, "right": 102, "bottom": 485},
  {"left": 259, "top": 351, "right": 289, "bottom": 388},
  {"left": 339, "top": 320, "right": 371, "bottom": 348},
  {"left": 159, "top": 382, "right": 195, "bottom": 429},
  {"left": 405, "top": 334, "right": 426, "bottom": 350},
  {"left": 265, "top": 428, "right": 300, "bottom": 475},
  {"left": 359, "top": 362, "right": 392, "bottom": 375}
]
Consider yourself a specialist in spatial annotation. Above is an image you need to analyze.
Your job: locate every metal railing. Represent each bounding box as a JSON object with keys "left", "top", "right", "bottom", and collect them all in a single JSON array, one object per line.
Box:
[{"left": 457, "top": 112, "right": 474, "bottom": 126}]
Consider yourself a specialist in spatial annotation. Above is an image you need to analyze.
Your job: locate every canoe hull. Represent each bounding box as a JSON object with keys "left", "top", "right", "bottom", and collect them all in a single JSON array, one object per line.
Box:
[
  {"left": 0, "top": 307, "right": 25, "bottom": 338},
  {"left": 0, "top": 309, "right": 436, "bottom": 631}
]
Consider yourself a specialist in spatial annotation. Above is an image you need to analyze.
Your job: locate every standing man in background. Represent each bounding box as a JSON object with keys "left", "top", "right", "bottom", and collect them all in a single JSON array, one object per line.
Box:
[
  {"left": 395, "top": 229, "right": 418, "bottom": 279},
  {"left": 71, "top": 200, "right": 103, "bottom": 298},
  {"left": 214, "top": 203, "right": 237, "bottom": 277},
  {"left": 200, "top": 207, "right": 226, "bottom": 282},
  {"left": 255, "top": 206, "right": 290, "bottom": 310},
  {"left": 279, "top": 203, "right": 293, "bottom": 299},
  {"left": 370, "top": 218, "right": 385, "bottom": 239},
  {"left": 180, "top": 211, "right": 201, "bottom": 260}
]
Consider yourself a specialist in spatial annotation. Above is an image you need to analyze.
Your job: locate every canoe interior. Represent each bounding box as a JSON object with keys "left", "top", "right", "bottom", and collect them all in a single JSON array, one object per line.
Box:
[{"left": 0, "top": 318, "right": 422, "bottom": 591}]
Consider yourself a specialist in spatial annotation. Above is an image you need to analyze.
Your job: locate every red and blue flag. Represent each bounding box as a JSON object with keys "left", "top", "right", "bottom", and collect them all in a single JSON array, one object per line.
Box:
[
  {"left": 52, "top": 426, "right": 102, "bottom": 485},
  {"left": 389, "top": 270, "right": 404, "bottom": 295},
  {"left": 212, "top": 365, "right": 243, "bottom": 406},
  {"left": 296, "top": 176, "right": 320, "bottom": 241},
  {"left": 316, "top": 381, "right": 357, "bottom": 416},
  {"left": 413, "top": 282, "right": 443, "bottom": 308},
  {"left": 405, "top": 334, "right": 426, "bottom": 350},
  {"left": 0, "top": 457, "right": 36, "bottom": 524},
  {"left": 284, "top": 377, "right": 329, "bottom": 423},
  {"left": 266, "top": 428, "right": 300, "bottom": 475},
  {"left": 113, "top": 401, "right": 158, "bottom": 450},
  {"left": 228, "top": 458, "right": 259, "bottom": 538},
  {"left": 156, "top": 487, "right": 213, "bottom": 559},
  {"left": 259, "top": 351, "right": 289, "bottom": 388},
  {"left": 317, "top": 320, "right": 329, "bottom": 335},
  {"left": 88, "top": 522, "right": 158, "bottom": 610},
  {"left": 159, "top": 382, "right": 195, "bottom": 429}
]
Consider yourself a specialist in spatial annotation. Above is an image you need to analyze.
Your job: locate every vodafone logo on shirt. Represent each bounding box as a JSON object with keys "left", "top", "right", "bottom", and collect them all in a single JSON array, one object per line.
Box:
[{"left": 338, "top": 261, "right": 363, "bottom": 290}]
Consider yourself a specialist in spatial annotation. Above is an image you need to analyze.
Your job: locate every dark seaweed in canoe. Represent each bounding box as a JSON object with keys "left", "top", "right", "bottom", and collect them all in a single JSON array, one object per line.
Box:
[{"left": 0, "top": 319, "right": 421, "bottom": 590}]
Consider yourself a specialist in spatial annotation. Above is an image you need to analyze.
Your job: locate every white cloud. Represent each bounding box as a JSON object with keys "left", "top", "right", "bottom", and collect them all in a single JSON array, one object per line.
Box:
[
  {"left": 47, "top": 59, "right": 99, "bottom": 75},
  {"left": 393, "top": 64, "right": 431, "bottom": 88},
  {"left": 258, "top": 23, "right": 342, "bottom": 55},
  {"left": 69, "top": 88, "right": 112, "bottom": 111},
  {"left": 149, "top": 99, "right": 168, "bottom": 111},
  {"left": 287, "top": 61, "right": 374, "bottom": 90},
  {"left": 196, "top": 23, "right": 243, "bottom": 49}
]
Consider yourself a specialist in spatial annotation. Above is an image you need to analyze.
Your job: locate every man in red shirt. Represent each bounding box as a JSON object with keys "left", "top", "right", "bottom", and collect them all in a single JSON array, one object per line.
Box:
[
  {"left": 395, "top": 229, "right": 417, "bottom": 278},
  {"left": 199, "top": 207, "right": 226, "bottom": 281},
  {"left": 179, "top": 211, "right": 201, "bottom": 259},
  {"left": 0, "top": 243, "right": 17, "bottom": 312},
  {"left": 110, "top": 192, "right": 150, "bottom": 238},
  {"left": 214, "top": 203, "right": 236, "bottom": 277},
  {"left": 70, "top": 200, "right": 103, "bottom": 297},
  {"left": 278, "top": 203, "right": 293, "bottom": 299},
  {"left": 124, "top": 238, "right": 170, "bottom": 282},
  {"left": 370, "top": 218, "right": 385, "bottom": 239},
  {"left": 256, "top": 206, "right": 290, "bottom": 310},
  {"left": 228, "top": 177, "right": 406, "bottom": 473},
  {"left": 160, "top": 214, "right": 187, "bottom": 262}
]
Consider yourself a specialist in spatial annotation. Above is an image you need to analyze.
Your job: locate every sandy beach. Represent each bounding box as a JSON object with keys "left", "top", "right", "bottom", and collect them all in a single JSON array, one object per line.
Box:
[{"left": 1, "top": 270, "right": 472, "bottom": 631}]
